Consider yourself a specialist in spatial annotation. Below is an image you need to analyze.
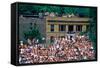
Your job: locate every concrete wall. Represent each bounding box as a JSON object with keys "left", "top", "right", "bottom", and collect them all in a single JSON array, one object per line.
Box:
[{"left": 19, "top": 16, "right": 46, "bottom": 42}]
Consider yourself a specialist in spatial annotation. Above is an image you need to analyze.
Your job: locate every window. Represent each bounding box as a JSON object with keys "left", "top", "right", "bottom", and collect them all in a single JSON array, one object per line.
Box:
[
  {"left": 86, "top": 25, "right": 89, "bottom": 31},
  {"left": 58, "top": 36, "right": 65, "bottom": 39},
  {"left": 59, "top": 25, "right": 66, "bottom": 32},
  {"left": 76, "top": 25, "right": 82, "bottom": 31},
  {"left": 50, "top": 24, "right": 54, "bottom": 32},
  {"left": 61, "top": 36, "right": 65, "bottom": 38},
  {"left": 68, "top": 25, "right": 73, "bottom": 32},
  {"left": 50, "top": 36, "right": 54, "bottom": 43}
]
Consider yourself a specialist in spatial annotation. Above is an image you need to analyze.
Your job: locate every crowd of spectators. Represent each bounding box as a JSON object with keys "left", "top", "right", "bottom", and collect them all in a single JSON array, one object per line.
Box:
[{"left": 19, "top": 35, "right": 95, "bottom": 64}]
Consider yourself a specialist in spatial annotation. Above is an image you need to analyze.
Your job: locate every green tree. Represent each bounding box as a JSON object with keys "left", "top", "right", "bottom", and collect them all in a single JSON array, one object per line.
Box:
[
  {"left": 88, "top": 8, "right": 97, "bottom": 49},
  {"left": 24, "top": 23, "right": 42, "bottom": 43}
]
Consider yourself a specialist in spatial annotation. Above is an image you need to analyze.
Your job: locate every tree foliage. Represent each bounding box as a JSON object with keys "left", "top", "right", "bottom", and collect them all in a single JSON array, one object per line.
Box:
[
  {"left": 88, "top": 8, "right": 97, "bottom": 49},
  {"left": 19, "top": 4, "right": 90, "bottom": 17},
  {"left": 24, "top": 23, "right": 42, "bottom": 43}
]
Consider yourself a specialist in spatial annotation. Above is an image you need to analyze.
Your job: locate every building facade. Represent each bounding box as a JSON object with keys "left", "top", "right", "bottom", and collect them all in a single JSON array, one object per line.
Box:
[{"left": 46, "top": 16, "right": 90, "bottom": 42}]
